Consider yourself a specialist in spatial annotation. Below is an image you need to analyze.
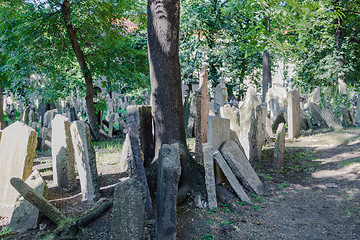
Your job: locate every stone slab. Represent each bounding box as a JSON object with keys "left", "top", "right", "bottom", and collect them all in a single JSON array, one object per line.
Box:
[
  {"left": 220, "top": 140, "right": 265, "bottom": 195},
  {"left": 213, "top": 151, "right": 250, "bottom": 203},
  {"left": 202, "top": 143, "right": 217, "bottom": 210},
  {"left": 273, "top": 123, "right": 285, "bottom": 170}
]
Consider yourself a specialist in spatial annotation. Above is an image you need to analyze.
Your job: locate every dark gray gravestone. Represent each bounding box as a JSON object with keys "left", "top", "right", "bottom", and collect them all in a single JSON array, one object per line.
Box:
[
  {"left": 156, "top": 143, "right": 181, "bottom": 240},
  {"left": 203, "top": 143, "right": 217, "bottom": 209},
  {"left": 308, "top": 103, "right": 328, "bottom": 128},
  {"left": 9, "top": 170, "right": 47, "bottom": 231},
  {"left": 70, "top": 121, "right": 100, "bottom": 202},
  {"left": 321, "top": 108, "right": 343, "bottom": 130},
  {"left": 213, "top": 151, "right": 250, "bottom": 203},
  {"left": 127, "top": 105, "right": 154, "bottom": 167},
  {"left": 273, "top": 123, "right": 285, "bottom": 170},
  {"left": 111, "top": 178, "right": 146, "bottom": 240},
  {"left": 127, "top": 116, "right": 154, "bottom": 220},
  {"left": 220, "top": 140, "right": 265, "bottom": 195}
]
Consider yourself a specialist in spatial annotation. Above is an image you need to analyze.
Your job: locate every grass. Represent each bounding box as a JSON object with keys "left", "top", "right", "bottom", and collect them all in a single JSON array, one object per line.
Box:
[
  {"left": 338, "top": 158, "right": 360, "bottom": 168},
  {"left": 92, "top": 138, "right": 123, "bottom": 152}
]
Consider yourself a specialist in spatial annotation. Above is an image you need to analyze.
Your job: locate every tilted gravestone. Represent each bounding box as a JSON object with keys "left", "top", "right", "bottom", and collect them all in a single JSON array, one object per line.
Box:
[
  {"left": 9, "top": 170, "right": 47, "bottom": 231},
  {"left": 70, "top": 121, "right": 100, "bottom": 202},
  {"left": 43, "top": 109, "right": 58, "bottom": 129},
  {"left": 195, "top": 65, "right": 210, "bottom": 165},
  {"left": 127, "top": 116, "right": 154, "bottom": 219},
  {"left": 339, "top": 105, "right": 353, "bottom": 127},
  {"left": 213, "top": 151, "right": 250, "bottom": 203},
  {"left": 287, "top": 90, "right": 300, "bottom": 139},
  {"left": 0, "top": 121, "right": 38, "bottom": 217},
  {"left": 202, "top": 143, "right": 217, "bottom": 210},
  {"left": 111, "top": 178, "right": 146, "bottom": 240},
  {"left": 51, "top": 115, "right": 76, "bottom": 191},
  {"left": 265, "top": 83, "right": 288, "bottom": 118},
  {"left": 308, "top": 87, "right": 321, "bottom": 104},
  {"left": 127, "top": 105, "right": 154, "bottom": 167},
  {"left": 156, "top": 143, "right": 181, "bottom": 240},
  {"left": 321, "top": 108, "right": 343, "bottom": 130},
  {"left": 220, "top": 104, "right": 241, "bottom": 136},
  {"left": 273, "top": 123, "right": 285, "bottom": 170},
  {"left": 300, "top": 110, "right": 313, "bottom": 131},
  {"left": 308, "top": 103, "right": 328, "bottom": 128},
  {"left": 220, "top": 140, "right": 265, "bottom": 195}
]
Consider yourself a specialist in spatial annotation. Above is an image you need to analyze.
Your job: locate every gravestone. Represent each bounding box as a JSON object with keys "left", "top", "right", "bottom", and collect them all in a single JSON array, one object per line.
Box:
[
  {"left": 119, "top": 133, "right": 132, "bottom": 173},
  {"left": 108, "top": 113, "right": 115, "bottom": 137},
  {"left": 9, "top": 170, "right": 47, "bottom": 231},
  {"left": 156, "top": 144, "right": 181, "bottom": 240},
  {"left": 268, "top": 98, "right": 282, "bottom": 121},
  {"left": 0, "top": 121, "right": 37, "bottom": 217},
  {"left": 265, "top": 84, "right": 288, "bottom": 114},
  {"left": 355, "top": 94, "right": 360, "bottom": 126},
  {"left": 202, "top": 143, "right": 217, "bottom": 210},
  {"left": 219, "top": 104, "right": 241, "bottom": 136},
  {"left": 183, "top": 92, "right": 197, "bottom": 138},
  {"left": 43, "top": 109, "right": 58, "bottom": 129},
  {"left": 111, "top": 178, "right": 146, "bottom": 240},
  {"left": 308, "top": 87, "right": 321, "bottom": 104},
  {"left": 127, "top": 116, "right": 154, "bottom": 219},
  {"left": 127, "top": 105, "right": 154, "bottom": 167},
  {"left": 220, "top": 140, "right": 265, "bottom": 195},
  {"left": 300, "top": 110, "right": 313, "bottom": 130},
  {"left": 22, "top": 106, "right": 30, "bottom": 125},
  {"left": 70, "top": 121, "right": 100, "bottom": 202},
  {"left": 321, "top": 108, "right": 343, "bottom": 130},
  {"left": 207, "top": 115, "right": 231, "bottom": 151},
  {"left": 214, "top": 80, "right": 228, "bottom": 113},
  {"left": 51, "top": 115, "right": 76, "bottom": 191},
  {"left": 308, "top": 103, "right": 328, "bottom": 128},
  {"left": 69, "top": 107, "right": 77, "bottom": 122},
  {"left": 213, "top": 151, "right": 250, "bottom": 203},
  {"left": 339, "top": 105, "right": 353, "bottom": 127},
  {"left": 273, "top": 123, "right": 285, "bottom": 170},
  {"left": 195, "top": 65, "right": 210, "bottom": 164},
  {"left": 272, "top": 110, "right": 287, "bottom": 131},
  {"left": 287, "top": 90, "right": 300, "bottom": 139},
  {"left": 40, "top": 127, "right": 51, "bottom": 151},
  {"left": 28, "top": 108, "right": 36, "bottom": 127}
]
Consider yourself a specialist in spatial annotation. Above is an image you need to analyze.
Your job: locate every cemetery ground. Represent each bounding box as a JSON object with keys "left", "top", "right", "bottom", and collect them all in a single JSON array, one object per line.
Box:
[{"left": 1, "top": 128, "right": 360, "bottom": 239}]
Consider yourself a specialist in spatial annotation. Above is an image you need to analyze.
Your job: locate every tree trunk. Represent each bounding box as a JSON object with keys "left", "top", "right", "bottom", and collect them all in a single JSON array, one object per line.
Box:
[
  {"left": 147, "top": 0, "right": 205, "bottom": 195},
  {"left": 0, "top": 84, "right": 5, "bottom": 130},
  {"left": 336, "top": 16, "right": 347, "bottom": 95},
  {"left": 61, "top": 0, "right": 104, "bottom": 140},
  {"left": 262, "top": 50, "right": 271, "bottom": 102}
]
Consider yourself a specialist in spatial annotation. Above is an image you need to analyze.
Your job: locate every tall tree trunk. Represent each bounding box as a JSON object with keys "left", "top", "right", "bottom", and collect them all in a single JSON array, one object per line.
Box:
[
  {"left": 0, "top": 84, "right": 5, "bottom": 130},
  {"left": 147, "top": 0, "right": 205, "bottom": 195},
  {"left": 262, "top": 50, "right": 271, "bottom": 102},
  {"left": 336, "top": 17, "right": 347, "bottom": 95},
  {"left": 61, "top": 0, "right": 104, "bottom": 140}
]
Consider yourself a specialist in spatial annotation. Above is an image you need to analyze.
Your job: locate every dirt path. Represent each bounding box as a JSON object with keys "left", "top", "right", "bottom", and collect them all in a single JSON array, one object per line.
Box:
[
  {"left": 177, "top": 128, "right": 360, "bottom": 240},
  {"left": 1, "top": 129, "right": 360, "bottom": 239}
]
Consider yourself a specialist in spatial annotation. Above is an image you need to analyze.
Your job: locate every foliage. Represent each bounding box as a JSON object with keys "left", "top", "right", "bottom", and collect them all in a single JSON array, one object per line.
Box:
[{"left": 0, "top": 0, "right": 149, "bottom": 103}]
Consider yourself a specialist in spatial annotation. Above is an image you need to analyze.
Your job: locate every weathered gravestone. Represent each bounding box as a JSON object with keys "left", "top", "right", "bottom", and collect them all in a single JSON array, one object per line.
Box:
[
  {"left": 70, "top": 121, "right": 100, "bottom": 202},
  {"left": 300, "top": 110, "right": 313, "bottom": 131},
  {"left": 339, "top": 105, "right": 353, "bottom": 127},
  {"left": 22, "top": 106, "right": 30, "bottom": 125},
  {"left": 321, "top": 108, "right": 343, "bottom": 130},
  {"left": 219, "top": 104, "right": 241, "bottom": 136},
  {"left": 355, "top": 93, "right": 360, "bottom": 126},
  {"left": 268, "top": 98, "right": 283, "bottom": 122},
  {"left": 0, "top": 121, "right": 37, "bottom": 217},
  {"left": 207, "top": 115, "right": 231, "bottom": 151},
  {"left": 265, "top": 84, "right": 288, "bottom": 120},
  {"left": 273, "top": 123, "right": 285, "bottom": 170},
  {"left": 43, "top": 109, "right": 58, "bottom": 129},
  {"left": 213, "top": 80, "right": 228, "bottom": 113},
  {"left": 220, "top": 140, "right": 265, "bottom": 195},
  {"left": 127, "top": 105, "right": 154, "bottom": 167},
  {"left": 213, "top": 151, "right": 250, "bottom": 203},
  {"left": 127, "top": 116, "right": 154, "bottom": 219},
  {"left": 51, "top": 115, "right": 76, "bottom": 191},
  {"left": 272, "top": 110, "right": 286, "bottom": 131},
  {"left": 202, "top": 143, "right": 217, "bottom": 210},
  {"left": 308, "top": 103, "right": 328, "bottom": 128},
  {"left": 156, "top": 144, "right": 181, "bottom": 240},
  {"left": 183, "top": 92, "right": 197, "bottom": 138},
  {"left": 9, "top": 170, "right": 47, "bottom": 231},
  {"left": 195, "top": 65, "right": 210, "bottom": 165},
  {"left": 287, "top": 90, "right": 300, "bottom": 139},
  {"left": 108, "top": 113, "right": 115, "bottom": 137},
  {"left": 308, "top": 87, "right": 321, "bottom": 104},
  {"left": 119, "top": 133, "right": 132, "bottom": 173},
  {"left": 111, "top": 178, "right": 146, "bottom": 240}
]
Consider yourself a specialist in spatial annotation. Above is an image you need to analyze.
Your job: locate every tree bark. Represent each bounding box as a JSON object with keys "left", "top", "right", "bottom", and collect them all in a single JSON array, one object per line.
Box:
[
  {"left": 61, "top": 0, "right": 104, "bottom": 140},
  {"left": 147, "top": 0, "right": 205, "bottom": 195},
  {"left": 262, "top": 50, "right": 271, "bottom": 102},
  {"left": 0, "top": 84, "right": 5, "bottom": 130}
]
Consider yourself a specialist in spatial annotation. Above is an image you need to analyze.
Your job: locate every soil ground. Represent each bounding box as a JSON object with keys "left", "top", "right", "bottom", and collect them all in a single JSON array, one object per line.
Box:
[{"left": 1, "top": 128, "right": 360, "bottom": 239}]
